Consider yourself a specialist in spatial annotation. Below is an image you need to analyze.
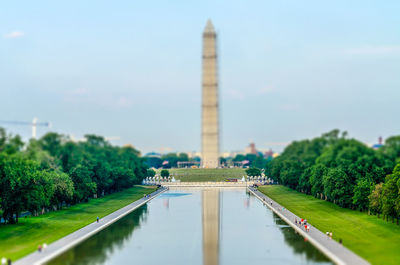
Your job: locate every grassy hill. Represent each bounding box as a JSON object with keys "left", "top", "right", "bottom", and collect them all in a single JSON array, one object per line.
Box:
[{"left": 156, "top": 168, "right": 246, "bottom": 182}]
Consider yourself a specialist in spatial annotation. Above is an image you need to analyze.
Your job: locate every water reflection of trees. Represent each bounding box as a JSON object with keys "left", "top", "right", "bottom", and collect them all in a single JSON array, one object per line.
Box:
[
  {"left": 46, "top": 205, "right": 148, "bottom": 265},
  {"left": 272, "top": 213, "right": 332, "bottom": 263}
]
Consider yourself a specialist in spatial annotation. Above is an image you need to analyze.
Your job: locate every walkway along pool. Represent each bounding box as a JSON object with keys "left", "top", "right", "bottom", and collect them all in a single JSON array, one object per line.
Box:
[{"left": 45, "top": 188, "right": 333, "bottom": 265}]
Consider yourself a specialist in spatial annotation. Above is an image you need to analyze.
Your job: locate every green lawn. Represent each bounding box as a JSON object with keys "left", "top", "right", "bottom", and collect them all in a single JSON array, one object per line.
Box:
[
  {"left": 0, "top": 185, "right": 157, "bottom": 261},
  {"left": 258, "top": 185, "right": 400, "bottom": 265},
  {"left": 157, "top": 168, "right": 246, "bottom": 182}
]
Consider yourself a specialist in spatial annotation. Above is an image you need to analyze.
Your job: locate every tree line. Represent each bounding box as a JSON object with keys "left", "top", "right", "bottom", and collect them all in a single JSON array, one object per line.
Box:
[
  {"left": 0, "top": 129, "right": 147, "bottom": 224},
  {"left": 265, "top": 130, "right": 400, "bottom": 223}
]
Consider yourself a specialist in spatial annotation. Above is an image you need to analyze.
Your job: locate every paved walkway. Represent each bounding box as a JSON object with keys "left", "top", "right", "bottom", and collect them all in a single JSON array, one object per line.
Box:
[
  {"left": 248, "top": 187, "right": 370, "bottom": 265},
  {"left": 14, "top": 187, "right": 167, "bottom": 265}
]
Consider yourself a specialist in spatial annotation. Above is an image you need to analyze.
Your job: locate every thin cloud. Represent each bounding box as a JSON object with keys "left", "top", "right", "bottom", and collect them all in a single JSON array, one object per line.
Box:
[
  {"left": 62, "top": 88, "right": 133, "bottom": 109},
  {"left": 346, "top": 45, "right": 400, "bottom": 55},
  {"left": 116, "top": 96, "right": 133, "bottom": 107},
  {"left": 67, "top": 87, "right": 89, "bottom": 96},
  {"left": 4, "top": 31, "right": 25, "bottom": 39},
  {"left": 279, "top": 103, "right": 298, "bottom": 111},
  {"left": 257, "top": 85, "right": 274, "bottom": 95},
  {"left": 264, "top": 142, "right": 289, "bottom": 146},
  {"left": 226, "top": 89, "right": 245, "bottom": 100}
]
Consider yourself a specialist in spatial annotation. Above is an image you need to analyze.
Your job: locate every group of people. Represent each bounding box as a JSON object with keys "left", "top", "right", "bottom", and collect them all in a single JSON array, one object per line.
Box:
[
  {"left": 1, "top": 258, "right": 12, "bottom": 265},
  {"left": 295, "top": 218, "right": 310, "bottom": 232},
  {"left": 37, "top": 243, "right": 48, "bottom": 253},
  {"left": 326, "top": 231, "right": 333, "bottom": 239}
]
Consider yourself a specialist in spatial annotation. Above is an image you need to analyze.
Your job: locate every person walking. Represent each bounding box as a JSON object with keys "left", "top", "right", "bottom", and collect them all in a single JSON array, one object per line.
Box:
[{"left": 97, "top": 217, "right": 99, "bottom": 223}]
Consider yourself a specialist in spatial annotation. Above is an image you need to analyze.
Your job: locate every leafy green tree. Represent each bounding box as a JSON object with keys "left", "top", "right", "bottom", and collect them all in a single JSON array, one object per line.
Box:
[
  {"left": 369, "top": 183, "right": 383, "bottom": 217},
  {"left": 178, "top": 153, "right": 189, "bottom": 162},
  {"left": 145, "top": 156, "right": 162, "bottom": 168},
  {"left": 25, "top": 170, "right": 54, "bottom": 216},
  {"left": 0, "top": 154, "right": 52, "bottom": 223},
  {"left": 26, "top": 139, "right": 58, "bottom": 170},
  {"left": 323, "top": 167, "right": 353, "bottom": 207},
  {"left": 0, "top": 129, "right": 149, "bottom": 225},
  {"left": 309, "top": 164, "right": 327, "bottom": 198},
  {"left": 39, "top": 132, "right": 66, "bottom": 157},
  {"left": 298, "top": 167, "right": 312, "bottom": 194},
  {"left": 253, "top": 156, "right": 266, "bottom": 169},
  {"left": 84, "top": 134, "right": 109, "bottom": 147},
  {"left": 147, "top": 169, "right": 156, "bottom": 177},
  {"left": 0, "top": 128, "right": 24, "bottom": 155},
  {"left": 245, "top": 154, "right": 257, "bottom": 166},
  {"left": 352, "top": 178, "right": 373, "bottom": 211},
  {"left": 59, "top": 142, "right": 85, "bottom": 173},
  {"left": 92, "top": 161, "right": 112, "bottom": 197},
  {"left": 382, "top": 165, "right": 400, "bottom": 223},
  {"left": 160, "top": 169, "right": 170, "bottom": 177},
  {"left": 232, "top": 154, "right": 246, "bottom": 162},
  {"left": 69, "top": 164, "right": 97, "bottom": 202},
  {"left": 49, "top": 171, "right": 74, "bottom": 209},
  {"left": 279, "top": 160, "right": 304, "bottom": 189},
  {"left": 380, "top": 136, "right": 400, "bottom": 164},
  {"left": 110, "top": 167, "right": 136, "bottom": 191},
  {"left": 246, "top": 167, "right": 261, "bottom": 176}
]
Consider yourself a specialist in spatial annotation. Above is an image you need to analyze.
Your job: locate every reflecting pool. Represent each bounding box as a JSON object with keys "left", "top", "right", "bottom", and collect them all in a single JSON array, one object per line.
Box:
[{"left": 46, "top": 188, "right": 333, "bottom": 265}]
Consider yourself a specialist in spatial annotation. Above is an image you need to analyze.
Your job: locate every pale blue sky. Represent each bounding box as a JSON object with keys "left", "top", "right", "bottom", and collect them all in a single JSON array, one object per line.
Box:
[{"left": 1, "top": 0, "right": 399, "bottom": 154}]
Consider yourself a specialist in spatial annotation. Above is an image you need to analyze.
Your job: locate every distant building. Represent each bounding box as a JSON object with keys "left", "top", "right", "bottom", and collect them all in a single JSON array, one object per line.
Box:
[
  {"left": 372, "top": 136, "right": 384, "bottom": 150},
  {"left": 244, "top": 142, "right": 258, "bottom": 155},
  {"left": 144, "top": 152, "right": 162, "bottom": 158},
  {"left": 264, "top": 149, "right": 274, "bottom": 159}
]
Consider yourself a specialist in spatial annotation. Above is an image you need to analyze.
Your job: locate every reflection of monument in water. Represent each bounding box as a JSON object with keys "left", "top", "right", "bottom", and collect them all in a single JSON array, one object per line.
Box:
[{"left": 202, "top": 189, "right": 220, "bottom": 265}]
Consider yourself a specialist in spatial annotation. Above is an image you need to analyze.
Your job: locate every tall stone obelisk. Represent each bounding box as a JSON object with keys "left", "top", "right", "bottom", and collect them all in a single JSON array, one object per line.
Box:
[{"left": 201, "top": 20, "right": 219, "bottom": 168}]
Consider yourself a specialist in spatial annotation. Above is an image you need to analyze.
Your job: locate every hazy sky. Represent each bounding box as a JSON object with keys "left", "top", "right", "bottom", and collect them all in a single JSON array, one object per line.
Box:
[{"left": 1, "top": 0, "right": 399, "bottom": 154}]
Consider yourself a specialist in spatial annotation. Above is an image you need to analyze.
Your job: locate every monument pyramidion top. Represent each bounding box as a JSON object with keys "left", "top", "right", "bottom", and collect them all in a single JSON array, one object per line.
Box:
[{"left": 203, "top": 19, "right": 216, "bottom": 34}]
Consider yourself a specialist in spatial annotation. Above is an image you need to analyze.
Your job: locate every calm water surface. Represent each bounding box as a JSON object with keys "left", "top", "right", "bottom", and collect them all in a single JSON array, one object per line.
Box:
[{"left": 46, "top": 188, "right": 333, "bottom": 265}]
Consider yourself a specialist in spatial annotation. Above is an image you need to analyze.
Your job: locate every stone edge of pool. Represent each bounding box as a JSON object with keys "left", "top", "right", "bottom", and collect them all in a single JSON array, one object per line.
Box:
[
  {"left": 14, "top": 187, "right": 168, "bottom": 265},
  {"left": 248, "top": 187, "right": 370, "bottom": 265}
]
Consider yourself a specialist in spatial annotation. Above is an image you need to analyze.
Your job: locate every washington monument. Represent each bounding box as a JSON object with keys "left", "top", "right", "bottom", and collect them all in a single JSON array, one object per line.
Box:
[{"left": 201, "top": 20, "right": 220, "bottom": 168}]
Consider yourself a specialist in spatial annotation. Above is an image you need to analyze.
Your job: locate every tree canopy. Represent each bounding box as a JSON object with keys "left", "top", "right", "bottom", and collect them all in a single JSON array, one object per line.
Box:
[
  {"left": 0, "top": 129, "right": 147, "bottom": 224},
  {"left": 266, "top": 130, "right": 400, "bottom": 222}
]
